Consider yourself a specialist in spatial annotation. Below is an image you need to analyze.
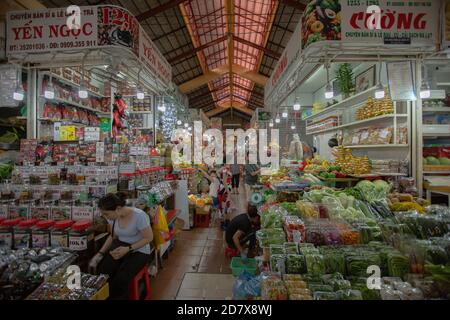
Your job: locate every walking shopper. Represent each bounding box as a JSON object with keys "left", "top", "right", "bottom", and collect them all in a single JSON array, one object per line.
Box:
[{"left": 230, "top": 162, "right": 241, "bottom": 194}]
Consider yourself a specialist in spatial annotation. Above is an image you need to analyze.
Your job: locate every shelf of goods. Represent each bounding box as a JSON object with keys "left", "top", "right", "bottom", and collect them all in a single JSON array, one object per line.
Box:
[
  {"left": 418, "top": 71, "right": 450, "bottom": 200},
  {"left": 36, "top": 70, "right": 113, "bottom": 139}
]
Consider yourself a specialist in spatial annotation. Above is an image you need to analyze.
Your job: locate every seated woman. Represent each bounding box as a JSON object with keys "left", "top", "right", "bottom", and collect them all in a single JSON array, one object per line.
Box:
[{"left": 89, "top": 192, "right": 153, "bottom": 300}]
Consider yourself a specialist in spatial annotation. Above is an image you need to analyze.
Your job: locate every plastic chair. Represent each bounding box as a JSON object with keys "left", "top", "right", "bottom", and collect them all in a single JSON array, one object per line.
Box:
[
  {"left": 224, "top": 246, "right": 239, "bottom": 258},
  {"left": 128, "top": 265, "right": 151, "bottom": 300}
]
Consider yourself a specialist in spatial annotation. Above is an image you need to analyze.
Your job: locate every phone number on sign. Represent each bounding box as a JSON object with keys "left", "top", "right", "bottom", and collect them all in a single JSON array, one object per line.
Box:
[
  {"left": 11, "top": 40, "right": 97, "bottom": 52},
  {"left": 49, "top": 40, "right": 97, "bottom": 49}
]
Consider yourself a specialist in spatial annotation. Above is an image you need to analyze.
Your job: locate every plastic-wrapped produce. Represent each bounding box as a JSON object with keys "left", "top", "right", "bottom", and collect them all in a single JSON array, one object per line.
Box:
[
  {"left": 387, "top": 253, "right": 410, "bottom": 278},
  {"left": 256, "top": 228, "right": 286, "bottom": 247},
  {"left": 270, "top": 254, "right": 286, "bottom": 273},
  {"left": 284, "top": 216, "right": 305, "bottom": 243},
  {"left": 296, "top": 201, "right": 319, "bottom": 219},
  {"left": 269, "top": 244, "right": 284, "bottom": 255},
  {"left": 330, "top": 279, "right": 352, "bottom": 291},
  {"left": 305, "top": 254, "right": 325, "bottom": 275},
  {"left": 283, "top": 274, "right": 303, "bottom": 281},
  {"left": 336, "top": 289, "right": 363, "bottom": 300},
  {"left": 284, "top": 242, "right": 299, "bottom": 254},
  {"left": 323, "top": 252, "right": 346, "bottom": 275},
  {"left": 313, "top": 291, "right": 338, "bottom": 300},
  {"left": 284, "top": 280, "right": 308, "bottom": 289},
  {"left": 261, "top": 284, "right": 288, "bottom": 300},
  {"left": 260, "top": 205, "right": 288, "bottom": 229},
  {"left": 286, "top": 254, "right": 307, "bottom": 274}
]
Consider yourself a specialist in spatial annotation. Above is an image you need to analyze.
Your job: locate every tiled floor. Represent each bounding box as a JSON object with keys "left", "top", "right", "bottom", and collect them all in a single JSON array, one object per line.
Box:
[{"left": 151, "top": 183, "right": 249, "bottom": 300}]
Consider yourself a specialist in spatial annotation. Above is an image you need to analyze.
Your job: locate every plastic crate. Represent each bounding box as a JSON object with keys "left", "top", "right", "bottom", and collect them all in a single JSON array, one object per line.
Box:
[{"left": 230, "top": 257, "right": 257, "bottom": 277}]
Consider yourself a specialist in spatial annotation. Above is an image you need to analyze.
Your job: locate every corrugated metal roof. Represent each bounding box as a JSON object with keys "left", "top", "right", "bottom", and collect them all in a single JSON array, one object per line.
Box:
[{"left": 39, "top": 0, "right": 305, "bottom": 117}]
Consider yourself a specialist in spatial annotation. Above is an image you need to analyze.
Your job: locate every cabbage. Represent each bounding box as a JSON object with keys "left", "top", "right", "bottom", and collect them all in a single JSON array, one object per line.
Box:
[{"left": 373, "top": 180, "right": 391, "bottom": 194}]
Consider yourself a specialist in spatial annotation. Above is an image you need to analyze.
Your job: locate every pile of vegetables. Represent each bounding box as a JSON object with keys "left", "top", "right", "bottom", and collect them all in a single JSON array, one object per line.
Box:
[
  {"left": 0, "top": 128, "right": 20, "bottom": 144},
  {"left": 0, "top": 162, "right": 14, "bottom": 181},
  {"left": 355, "top": 180, "right": 391, "bottom": 203},
  {"left": 387, "top": 193, "right": 429, "bottom": 214}
]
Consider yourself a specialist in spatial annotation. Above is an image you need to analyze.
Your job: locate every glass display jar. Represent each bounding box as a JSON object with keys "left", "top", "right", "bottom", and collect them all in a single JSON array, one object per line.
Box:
[
  {"left": 0, "top": 218, "right": 22, "bottom": 248},
  {"left": 13, "top": 219, "right": 38, "bottom": 249},
  {"left": 68, "top": 220, "right": 95, "bottom": 267},
  {"left": 51, "top": 220, "right": 74, "bottom": 248},
  {"left": 32, "top": 220, "right": 55, "bottom": 248}
]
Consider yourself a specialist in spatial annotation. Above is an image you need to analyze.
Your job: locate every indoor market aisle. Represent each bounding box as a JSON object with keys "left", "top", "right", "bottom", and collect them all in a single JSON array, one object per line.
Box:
[{"left": 151, "top": 183, "right": 249, "bottom": 300}]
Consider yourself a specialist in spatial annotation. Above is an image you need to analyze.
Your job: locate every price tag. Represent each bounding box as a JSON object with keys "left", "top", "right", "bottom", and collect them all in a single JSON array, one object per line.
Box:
[
  {"left": 72, "top": 207, "right": 94, "bottom": 221},
  {"left": 84, "top": 127, "right": 100, "bottom": 142},
  {"left": 293, "top": 230, "right": 302, "bottom": 243},
  {"left": 360, "top": 131, "right": 369, "bottom": 141},
  {"left": 60, "top": 125, "right": 76, "bottom": 141},
  {"left": 96, "top": 142, "right": 105, "bottom": 163}
]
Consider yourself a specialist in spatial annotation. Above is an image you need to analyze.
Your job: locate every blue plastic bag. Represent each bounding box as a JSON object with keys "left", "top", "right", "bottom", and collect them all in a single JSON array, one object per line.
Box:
[{"left": 232, "top": 271, "right": 261, "bottom": 300}]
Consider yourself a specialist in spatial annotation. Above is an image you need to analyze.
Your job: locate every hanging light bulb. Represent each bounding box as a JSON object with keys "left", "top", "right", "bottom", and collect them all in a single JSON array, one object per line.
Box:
[
  {"left": 420, "top": 81, "right": 430, "bottom": 99},
  {"left": 136, "top": 87, "right": 145, "bottom": 100},
  {"left": 325, "top": 83, "right": 334, "bottom": 99},
  {"left": 269, "top": 120, "right": 274, "bottom": 128},
  {"left": 275, "top": 114, "right": 281, "bottom": 123},
  {"left": 374, "top": 82, "right": 385, "bottom": 99},
  {"left": 188, "top": 126, "right": 192, "bottom": 131},
  {"left": 420, "top": 62, "right": 430, "bottom": 99},
  {"left": 158, "top": 103, "right": 166, "bottom": 112},
  {"left": 184, "top": 122, "right": 189, "bottom": 128},
  {"left": 374, "top": 54, "right": 385, "bottom": 99},
  {"left": 293, "top": 97, "right": 301, "bottom": 111},
  {"left": 282, "top": 108, "right": 288, "bottom": 118},
  {"left": 13, "top": 68, "right": 24, "bottom": 101},
  {"left": 44, "top": 76, "right": 55, "bottom": 99},
  {"left": 78, "top": 58, "right": 88, "bottom": 99},
  {"left": 324, "top": 62, "right": 334, "bottom": 99},
  {"left": 177, "top": 120, "right": 182, "bottom": 125},
  {"left": 13, "top": 84, "right": 24, "bottom": 101},
  {"left": 291, "top": 122, "right": 296, "bottom": 130},
  {"left": 78, "top": 83, "right": 88, "bottom": 99}
]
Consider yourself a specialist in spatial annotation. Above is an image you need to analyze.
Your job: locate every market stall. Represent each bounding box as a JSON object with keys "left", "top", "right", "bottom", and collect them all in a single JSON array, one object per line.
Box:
[
  {"left": 228, "top": 0, "right": 450, "bottom": 301},
  {"left": 263, "top": 0, "right": 445, "bottom": 199},
  {"left": 0, "top": 4, "right": 191, "bottom": 300}
]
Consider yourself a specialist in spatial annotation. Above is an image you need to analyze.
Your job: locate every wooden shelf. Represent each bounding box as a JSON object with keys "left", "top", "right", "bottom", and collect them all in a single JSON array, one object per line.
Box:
[
  {"left": 42, "top": 71, "right": 107, "bottom": 98},
  {"left": 344, "top": 144, "right": 409, "bottom": 149},
  {"left": 41, "top": 96, "right": 110, "bottom": 116},
  {"left": 303, "top": 86, "right": 377, "bottom": 121},
  {"left": 306, "top": 114, "right": 408, "bottom": 136}
]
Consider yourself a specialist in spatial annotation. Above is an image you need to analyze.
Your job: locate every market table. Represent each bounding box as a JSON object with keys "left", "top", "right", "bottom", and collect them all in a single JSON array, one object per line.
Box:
[{"left": 317, "top": 177, "right": 359, "bottom": 188}]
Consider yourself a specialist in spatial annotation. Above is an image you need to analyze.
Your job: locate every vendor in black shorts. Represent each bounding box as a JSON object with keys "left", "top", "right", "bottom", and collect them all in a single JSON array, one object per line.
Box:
[{"left": 225, "top": 205, "right": 260, "bottom": 258}]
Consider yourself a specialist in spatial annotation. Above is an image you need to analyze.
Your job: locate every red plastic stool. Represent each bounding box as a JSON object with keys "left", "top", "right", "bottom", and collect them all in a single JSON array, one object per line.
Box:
[
  {"left": 128, "top": 265, "right": 151, "bottom": 300},
  {"left": 225, "top": 246, "right": 239, "bottom": 258}
]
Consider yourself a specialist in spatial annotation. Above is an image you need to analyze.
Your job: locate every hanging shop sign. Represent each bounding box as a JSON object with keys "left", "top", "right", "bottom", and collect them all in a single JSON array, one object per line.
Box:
[
  {"left": 139, "top": 27, "right": 172, "bottom": 84},
  {"left": 302, "top": 0, "right": 439, "bottom": 50},
  {"left": 265, "top": 20, "right": 302, "bottom": 101},
  {"left": 6, "top": 5, "right": 171, "bottom": 85}
]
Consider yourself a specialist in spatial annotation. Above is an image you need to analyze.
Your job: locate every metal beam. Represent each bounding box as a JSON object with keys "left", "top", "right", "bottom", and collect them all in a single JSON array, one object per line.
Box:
[
  {"left": 234, "top": 36, "right": 281, "bottom": 59},
  {"left": 137, "top": 0, "right": 187, "bottom": 21},
  {"left": 179, "top": 64, "right": 268, "bottom": 92},
  {"left": 168, "top": 36, "right": 227, "bottom": 64},
  {"left": 225, "top": 0, "right": 234, "bottom": 113},
  {"left": 277, "top": 0, "right": 306, "bottom": 12}
]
